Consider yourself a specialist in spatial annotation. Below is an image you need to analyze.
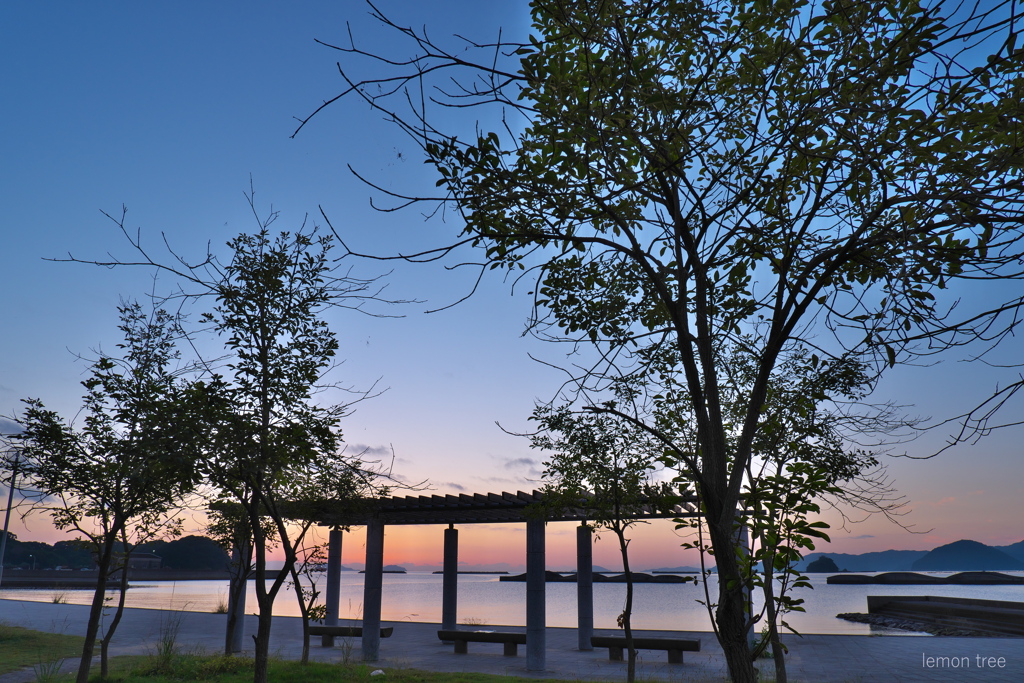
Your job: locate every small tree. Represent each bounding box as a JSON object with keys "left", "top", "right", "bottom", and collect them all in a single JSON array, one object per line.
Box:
[
  {"left": 531, "top": 401, "right": 676, "bottom": 683},
  {"left": 60, "top": 191, "right": 405, "bottom": 683},
  {"left": 14, "top": 302, "right": 210, "bottom": 683},
  {"left": 288, "top": 537, "right": 328, "bottom": 665},
  {"left": 280, "top": 453, "right": 387, "bottom": 664},
  {"left": 200, "top": 223, "right": 386, "bottom": 683}
]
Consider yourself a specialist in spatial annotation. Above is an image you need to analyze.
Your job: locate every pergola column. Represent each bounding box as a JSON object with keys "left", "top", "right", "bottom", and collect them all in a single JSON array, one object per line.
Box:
[
  {"left": 442, "top": 524, "right": 458, "bottom": 632},
  {"left": 226, "top": 544, "right": 247, "bottom": 653},
  {"left": 362, "top": 519, "right": 385, "bottom": 661},
  {"left": 322, "top": 527, "right": 343, "bottom": 647},
  {"left": 526, "top": 517, "right": 546, "bottom": 671},
  {"left": 576, "top": 523, "right": 594, "bottom": 650}
]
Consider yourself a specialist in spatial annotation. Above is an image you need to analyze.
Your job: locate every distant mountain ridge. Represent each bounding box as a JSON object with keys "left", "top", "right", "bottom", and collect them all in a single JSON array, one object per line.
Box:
[
  {"left": 995, "top": 540, "right": 1024, "bottom": 563},
  {"left": 799, "top": 539, "right": 1024, "bottom": 572},
  {"left": 912, "top": 540, "right": 1024, "bottom": 571},
  {"left": 797, "top": 549, "right": 928, "bottom": 572}
]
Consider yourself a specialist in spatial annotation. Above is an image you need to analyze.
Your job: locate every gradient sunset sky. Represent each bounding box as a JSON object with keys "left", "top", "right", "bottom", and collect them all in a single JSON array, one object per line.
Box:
[{"left": 2, "top": 1, "right": 1022, "bottom": 572}]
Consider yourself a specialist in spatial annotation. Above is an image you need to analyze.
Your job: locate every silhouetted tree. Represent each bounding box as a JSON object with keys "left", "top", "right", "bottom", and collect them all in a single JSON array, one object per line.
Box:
[
  {"left": 14, "top": 302, "right": 211, "bottom": 683},
  {"left": 297, "top": 2, "right": 1024, "bottom": 680}
]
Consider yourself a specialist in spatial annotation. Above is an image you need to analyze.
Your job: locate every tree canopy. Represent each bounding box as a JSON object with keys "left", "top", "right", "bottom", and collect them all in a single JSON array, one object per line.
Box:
[
  {"left": 300, "top": 1, "right": 1024, "bottom": 680},
  {"left": 14, "top": 302, "right": 211, "bottom": 683},
  {"left": 51, "top": 191, "right": 405, "bottom": 683}
]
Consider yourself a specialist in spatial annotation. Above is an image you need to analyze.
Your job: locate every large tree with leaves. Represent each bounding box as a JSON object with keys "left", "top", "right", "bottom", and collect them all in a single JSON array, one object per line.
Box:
[
  {"left": 13, "top": 302, "right": 210, "bottom": 683},
  {"left": 300, "top": 1, "right": 1024, "bottom": 680}
]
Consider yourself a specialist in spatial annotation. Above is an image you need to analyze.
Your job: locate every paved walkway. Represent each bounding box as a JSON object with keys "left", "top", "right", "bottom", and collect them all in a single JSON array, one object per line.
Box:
[{"left": 1, "top": 599, "right": 1021, "bottom": 682}]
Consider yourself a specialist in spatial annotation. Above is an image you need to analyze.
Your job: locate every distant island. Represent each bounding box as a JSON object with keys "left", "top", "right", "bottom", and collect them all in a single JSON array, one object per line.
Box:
[
  {"left": 806, "top": 556, "right": 840, "bottom": 573},
  {"left": 359, "top": 564, "right": 407, "bottom": 574},
  {"left": 0, "top": 532, "right": 228, "bottom": 571},
  {"left": 799, "top": 539, "right": 1024, "bottom": 572}
]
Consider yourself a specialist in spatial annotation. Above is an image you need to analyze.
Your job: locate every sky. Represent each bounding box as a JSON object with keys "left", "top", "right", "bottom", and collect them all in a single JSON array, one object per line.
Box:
[{"left": 1, "top": 1, "right": 1022, "bottom": 573}]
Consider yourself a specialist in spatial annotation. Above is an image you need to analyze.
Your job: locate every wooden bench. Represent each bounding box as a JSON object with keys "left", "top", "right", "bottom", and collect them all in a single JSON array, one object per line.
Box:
[
  {"left": 437, "top": 629, "right": 527, "bottom": 656},
  {"left": 591, "top": 635, "right": 700, "bottom": 664},
  {"left": 309, "top": 625, "right": 393, "bottom": 644}
]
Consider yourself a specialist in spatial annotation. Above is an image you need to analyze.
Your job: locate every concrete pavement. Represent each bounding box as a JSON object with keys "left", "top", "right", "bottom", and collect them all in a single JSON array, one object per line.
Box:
[{"left": 1, "top": 599, "right": 1021, "bottom": 682}]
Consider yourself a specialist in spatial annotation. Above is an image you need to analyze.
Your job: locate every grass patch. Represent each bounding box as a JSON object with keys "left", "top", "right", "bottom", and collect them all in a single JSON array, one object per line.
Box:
[
  {"left": 62, "top": 653, "right": 634, "bottom": 683},
  {"left": 0, "top": 622, "right": 84, "bottom": 675}
]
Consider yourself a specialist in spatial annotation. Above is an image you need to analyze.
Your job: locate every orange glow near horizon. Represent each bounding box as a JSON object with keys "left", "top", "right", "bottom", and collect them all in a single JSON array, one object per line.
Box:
[
  {"left": 12, "top": 503, "right": 1016, "bottom": 568},
  {"left": 300, "top": 519, "right": 703, "bottom": 571}
]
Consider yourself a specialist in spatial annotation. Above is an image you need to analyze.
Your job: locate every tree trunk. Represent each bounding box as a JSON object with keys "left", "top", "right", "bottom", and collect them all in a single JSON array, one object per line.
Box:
[
  {"left": 708, "top": 515, "right": 758, "bottom": 683},
  {"left": 252, "top": 608, "right": 273, "bottom": 683},
  {"left": 616, "top": 527, "right": 636, "bottom": 683},
  {"left": 771, "top": 618, "right": 787, "bottom": 683},
  {"left": 249, "top": 494, "right": 295, "bottom": 683},
  {"left": 760, "top": 541, "right": 788, "bottom": 683},
  {"left": 100, "top": 555, "right": 131, "bottom": 678},
  {"left": 75, "top": 532, "right": 118, "bottom": 683},
  {"left": 77, "top": 575, "right": 107, "bottom": 683},
  {"left": 250, "top": 496, "right": 272, "bottom": 683},
  {"left": 289, "top": 564, "right": 311, "bottom": 664}
]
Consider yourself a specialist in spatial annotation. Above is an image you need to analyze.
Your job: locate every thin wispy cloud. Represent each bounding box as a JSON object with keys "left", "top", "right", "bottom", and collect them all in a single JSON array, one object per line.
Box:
[
  {"left": 346, "top": 444, "right": 393, "bottom": 458},
  {"left": 475, "top": 475, "right": 528, "bottom": 488},
  {"left": 0, "top": 416, "right": 23, "bottom": 435},
  {"left": 503, "top": 457, "right": 537, "bottom": 470}
]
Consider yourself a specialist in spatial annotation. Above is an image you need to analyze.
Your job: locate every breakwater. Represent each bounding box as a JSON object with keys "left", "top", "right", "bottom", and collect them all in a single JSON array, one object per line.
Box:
[
  {"left": 828, "top": 571, "right": 1024, "bottom": 585},
  {"left": 499, "top": 570, "right": 693, "bottom": 584}
]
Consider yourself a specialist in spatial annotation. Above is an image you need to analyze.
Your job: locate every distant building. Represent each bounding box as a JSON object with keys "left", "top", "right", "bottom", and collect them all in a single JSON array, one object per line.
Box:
[
  {"left": 124, "top": 552, "right": 163, "bottom": 570},
  {"left": 98, "top": 551, "right": 163, "bottom": 570}
]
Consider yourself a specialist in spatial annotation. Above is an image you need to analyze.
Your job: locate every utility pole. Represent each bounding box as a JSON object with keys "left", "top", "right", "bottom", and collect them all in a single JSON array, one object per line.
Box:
[{"left": 0, "top": 451, "right": 20, "bottom": 588}]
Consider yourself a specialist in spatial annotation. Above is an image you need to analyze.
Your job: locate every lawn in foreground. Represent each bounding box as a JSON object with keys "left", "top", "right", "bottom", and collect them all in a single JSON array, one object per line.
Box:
[
  {"left": 81, "top": 654, "right": 624, "bottom": 683},
  {"left": 0, "top": 622, "right": 85, "bottom": 675}
]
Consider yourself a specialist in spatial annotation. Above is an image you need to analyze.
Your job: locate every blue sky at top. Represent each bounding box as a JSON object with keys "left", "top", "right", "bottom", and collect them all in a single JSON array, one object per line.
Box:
[{"left": 1, "top": 1, "right": 1022, "bottom": 568}]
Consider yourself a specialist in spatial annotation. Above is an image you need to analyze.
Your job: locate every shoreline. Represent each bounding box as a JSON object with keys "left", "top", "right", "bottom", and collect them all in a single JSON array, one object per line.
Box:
[{"left": 2, "top": 599, "right": 1023, "bottom": 682}]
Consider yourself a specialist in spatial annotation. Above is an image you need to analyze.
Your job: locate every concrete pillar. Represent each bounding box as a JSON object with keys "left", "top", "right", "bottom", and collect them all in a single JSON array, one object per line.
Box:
[
  {"left": 227, "top": 545, "right": 247, "bottom": 653},
  {"left": 362, "top": 519, "right": 385, "bottom": 661},
  {"left": 442, "top": 525, "right": 458, "bottom": 632},
  {"left": 526, "top": 518, "right": 546, "bottom": 671},
  {"left": 322, "top": 527, "right": 343, "bottom": 647},
  {"left": 576, "top": 524, "right": 594, "bottom": 651}
]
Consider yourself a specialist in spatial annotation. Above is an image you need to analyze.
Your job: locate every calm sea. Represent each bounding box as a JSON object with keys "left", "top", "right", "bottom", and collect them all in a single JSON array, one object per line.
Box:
[{"left": 4, "top": 572, "right": 1023, "bottom": 635}]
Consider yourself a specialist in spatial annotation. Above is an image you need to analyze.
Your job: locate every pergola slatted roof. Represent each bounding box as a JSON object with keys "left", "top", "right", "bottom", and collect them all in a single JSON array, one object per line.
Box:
[{"left": 316, "top": 489, "right": 700, "bottom": 527}]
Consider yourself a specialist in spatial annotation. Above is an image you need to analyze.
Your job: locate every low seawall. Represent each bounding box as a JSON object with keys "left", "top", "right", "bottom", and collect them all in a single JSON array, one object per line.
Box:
[
  {"left": 866, "top": 595, "right": 1024, "bottom": 636},
  {"left": 1, "top": 568, "right": 288, "bottom": 588},
  {"left": 828, "top": 571, "right": 1024, "bottom": 585}
]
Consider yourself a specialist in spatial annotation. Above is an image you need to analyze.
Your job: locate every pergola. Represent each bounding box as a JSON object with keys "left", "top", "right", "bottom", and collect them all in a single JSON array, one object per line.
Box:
[{"left": 311, "top": 489, "right": 700, "bottom": 671}]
